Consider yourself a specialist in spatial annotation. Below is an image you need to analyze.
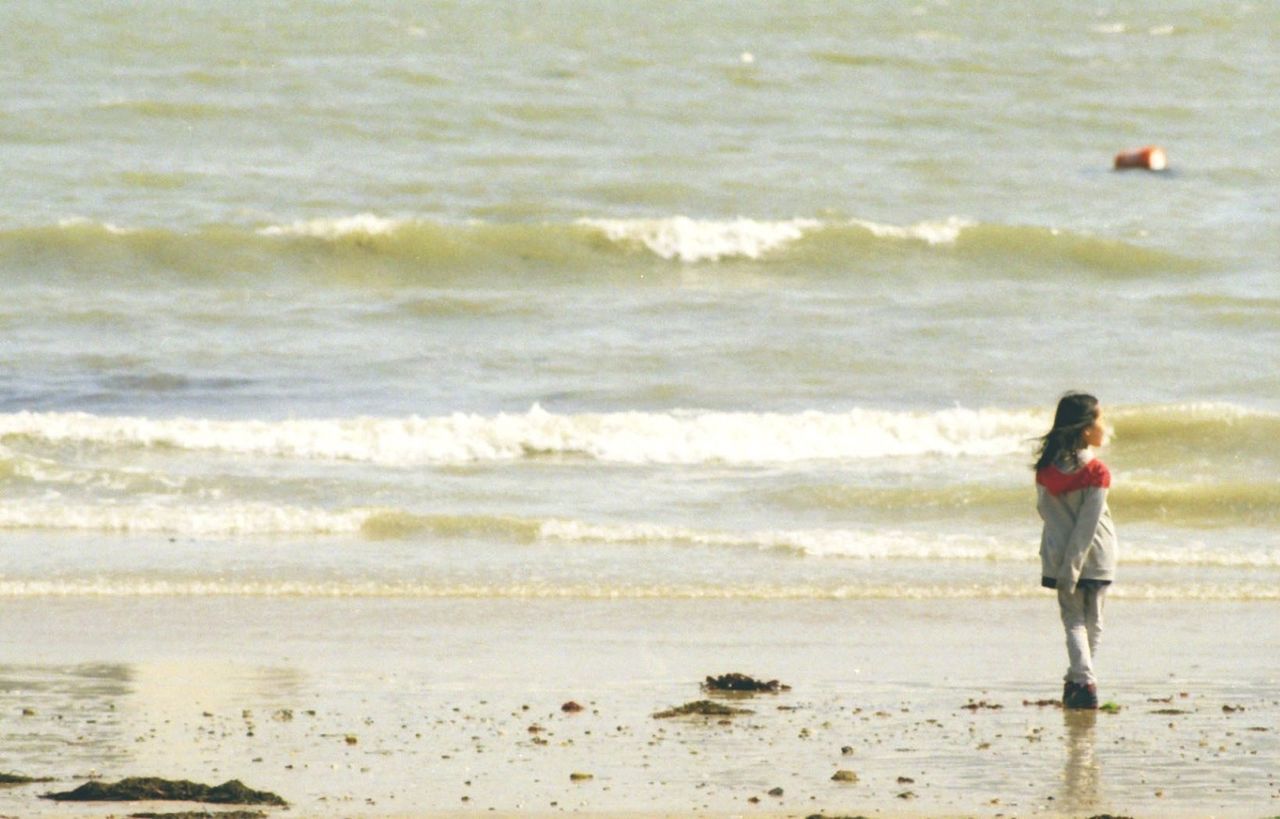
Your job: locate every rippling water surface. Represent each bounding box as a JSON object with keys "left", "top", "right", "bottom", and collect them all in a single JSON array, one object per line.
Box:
[{"left": 1, "top": 0, "right": 1277, "bottom": 602}]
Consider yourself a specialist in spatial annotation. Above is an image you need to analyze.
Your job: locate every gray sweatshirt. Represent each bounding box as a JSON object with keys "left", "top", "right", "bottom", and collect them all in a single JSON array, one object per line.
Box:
[{"left": 1036, "top": 451, "right": 1117, "bottom": 594}]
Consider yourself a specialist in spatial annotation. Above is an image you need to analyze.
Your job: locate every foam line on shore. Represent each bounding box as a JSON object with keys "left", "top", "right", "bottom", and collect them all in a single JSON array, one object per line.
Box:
[{"left": 0, "top": 578, "right": 1275, "bottom": 601}]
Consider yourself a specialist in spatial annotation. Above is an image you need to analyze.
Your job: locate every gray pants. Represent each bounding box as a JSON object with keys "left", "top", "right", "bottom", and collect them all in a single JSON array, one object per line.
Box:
[{"left": 1058, "top": 584, "right": 1107, "bottom": 685}]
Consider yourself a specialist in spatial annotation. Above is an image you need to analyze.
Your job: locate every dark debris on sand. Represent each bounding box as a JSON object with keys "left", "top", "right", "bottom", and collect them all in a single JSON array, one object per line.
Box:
[
  {"left": 42, "top": 778, "right": 286, "bottom": 806},
  {"left": 702, "top": 673, "right": 790, "bottom": 693},
  {"left": 652, "top": 699, "right": 754, "bottom": 719},
  {"left": 0, "top": 772, "right": 55, "bottom": 785},
  {"left": 806, "top": 814, "right": 872, "bottom": 819},
  {"left": 130, "top": 813, "right": 268, "bottom": 819},
  {"left": 961, "top": 699, "right": 1003, "bottom": 711}
]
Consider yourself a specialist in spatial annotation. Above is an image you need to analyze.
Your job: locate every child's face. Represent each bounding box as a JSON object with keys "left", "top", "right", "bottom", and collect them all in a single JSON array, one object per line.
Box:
[{"left": 1082, "top": 408, "right": 1106, "bottom": 448}]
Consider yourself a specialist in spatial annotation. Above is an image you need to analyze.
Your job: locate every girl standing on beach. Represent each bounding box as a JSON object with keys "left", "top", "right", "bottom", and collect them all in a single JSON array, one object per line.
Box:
[{"left": 1034, "top": 392, "right": 1117, "bottom": 710}]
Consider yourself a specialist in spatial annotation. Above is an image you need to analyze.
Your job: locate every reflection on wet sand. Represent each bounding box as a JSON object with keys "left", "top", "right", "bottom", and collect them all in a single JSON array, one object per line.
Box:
[
  {"left": 0, "top": 661, "right": 309, "bottom": 779},
  {"left": 1061, "top": 708, "right": 1101, "bottom": 812},
  {"left": 122, "top": 661, "right": 310, "bottom": 773},
  {"left": 0, "top": 663, "right": 133, "bottom": 771}
]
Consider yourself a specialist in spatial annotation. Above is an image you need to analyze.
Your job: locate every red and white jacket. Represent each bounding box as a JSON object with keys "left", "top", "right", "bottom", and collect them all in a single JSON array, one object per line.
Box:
[{"left": 1035, "top": 451, "right": 1117, "bottom": 593}]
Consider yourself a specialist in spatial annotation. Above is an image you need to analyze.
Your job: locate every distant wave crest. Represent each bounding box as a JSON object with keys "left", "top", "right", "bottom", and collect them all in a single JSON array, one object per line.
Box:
[
  {"left": 257, "top": 213, "right": 405, "bottom": 239},
  {"left": 0, "top": 214, "right": 1203, "bottom": 282},
  {"left": 575, "top": 216, "right": 823, "bottom": 262}
]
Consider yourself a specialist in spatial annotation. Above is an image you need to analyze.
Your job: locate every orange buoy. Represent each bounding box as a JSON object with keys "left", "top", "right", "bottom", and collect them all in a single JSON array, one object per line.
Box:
[{"left": 1114, "top": 145, "right": 1168, "bottom": 171}]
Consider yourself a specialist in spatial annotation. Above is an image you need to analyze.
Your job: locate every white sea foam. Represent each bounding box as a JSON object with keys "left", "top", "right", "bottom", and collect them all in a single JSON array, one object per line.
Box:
[
  {"left": 0, "top": 579, "right": 1031, "bottom": 599},
  {"left": 3, "top": 501, "right": 995, "bottom": 556},
  {"left": 250, "top": 213, "right": 975, "bottom": 260},
  {"left": 850, "top": 216, "right": 975, "bottom": 245},
  {"left": 577, "top": 216, "right": 821, "bottom": 262},
  {"left": 538, "top": 519, "right": 1021, "bottom": 561},
  {"left": 578, "top": 215, "right": 976, "bottom": 261},
  {"left": 5, "top": 496, "right": 1270, "bottom": 570},
  {"left": 0, "top": 501, "right": 367, "bottom": 537},
  {"left": 57, "top": 216, "right": 134, "bottom": 235},
  {"left": 0, "top": 406, "right": 1042, "bottom": 466},
  {"left": 0, "top": 578, "right": 1272, "bottom": 601},
  {"left": 257, "top": 213, "right": 406, "bottom": 238},
  {"left": 538, "top": 519, "right": 1280, "bottom": 568}
]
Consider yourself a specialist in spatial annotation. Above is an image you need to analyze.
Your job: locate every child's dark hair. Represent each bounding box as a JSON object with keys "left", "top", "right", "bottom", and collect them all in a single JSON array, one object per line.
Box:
[{"left": 1033, "top": 392, "right": 1100, "bottom": 471}]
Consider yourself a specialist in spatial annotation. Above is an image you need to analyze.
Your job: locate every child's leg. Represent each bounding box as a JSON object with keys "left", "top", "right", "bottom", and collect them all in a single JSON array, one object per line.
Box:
[
  {"left": 1057, "top": 586, "right": 1096, "bottom": 685},
  {"left": 1084, "top": 585, "right": 1107, "bottom": 660}
]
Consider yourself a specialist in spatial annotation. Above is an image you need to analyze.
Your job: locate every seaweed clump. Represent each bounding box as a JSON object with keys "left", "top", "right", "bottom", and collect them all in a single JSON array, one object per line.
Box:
[
  {"left": 702, "top": 673, "right": 790, "bottom": 693},
  {"left": 0, "top": 772, "right": 55, "bottom": 785},
  {"left": 652, "top": 699, "right": 754, "bottom": 719},
  {"left": 42, "top": 778, "right": 286, "bottom": 806}
]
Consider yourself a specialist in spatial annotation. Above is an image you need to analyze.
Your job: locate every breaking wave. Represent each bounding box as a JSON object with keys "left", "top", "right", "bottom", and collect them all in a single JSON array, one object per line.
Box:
[
  {"left": 5, "top": 402, "right": 1272, "bottom": 470},
  {"left": 0, "top": 503, "right": 1275, "bottom": 569},
  {"left": 0, "top": 405, "right": 1043, "bottom": 466}
]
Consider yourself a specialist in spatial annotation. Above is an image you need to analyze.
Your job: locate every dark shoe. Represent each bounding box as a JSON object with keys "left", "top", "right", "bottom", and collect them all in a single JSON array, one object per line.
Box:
[
  {"left": 1064, "top": 682, "right": 1098, "bottom": 710},
  {"left": 1063, "top": 681, "right": 1074, "bottom": 704}
]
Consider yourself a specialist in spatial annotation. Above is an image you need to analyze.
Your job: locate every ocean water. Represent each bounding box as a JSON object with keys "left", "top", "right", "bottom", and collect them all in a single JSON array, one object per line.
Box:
[{"left": 1, "top": 1, "right": 1278, "bottom": 606}]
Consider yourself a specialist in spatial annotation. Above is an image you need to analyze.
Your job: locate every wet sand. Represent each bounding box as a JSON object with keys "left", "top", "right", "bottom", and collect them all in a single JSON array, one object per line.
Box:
[{"left": 1, "top": 597, "right": 1277, "bottom": 817}]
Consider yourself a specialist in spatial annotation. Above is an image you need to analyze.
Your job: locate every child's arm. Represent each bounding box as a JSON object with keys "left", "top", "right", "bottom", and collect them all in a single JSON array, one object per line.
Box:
[{"left": 1059, "top": 487, "right": 1107, "bottom": 594}]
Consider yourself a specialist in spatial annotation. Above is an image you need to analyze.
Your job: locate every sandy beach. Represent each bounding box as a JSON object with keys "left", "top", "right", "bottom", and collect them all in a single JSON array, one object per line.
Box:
[{"left": 2, "top": 597, "right": 1276, "bottom": 818}]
